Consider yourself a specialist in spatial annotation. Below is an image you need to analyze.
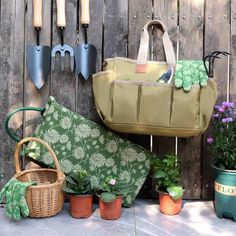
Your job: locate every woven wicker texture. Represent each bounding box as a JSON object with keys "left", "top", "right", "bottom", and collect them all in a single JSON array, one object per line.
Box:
[{"left": 13, "top": 137, "right": 65, "bottom": 218}]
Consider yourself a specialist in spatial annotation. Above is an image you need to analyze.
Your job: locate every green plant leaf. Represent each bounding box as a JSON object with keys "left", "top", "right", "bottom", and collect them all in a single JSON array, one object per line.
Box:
[
  {"left": 167, "top": 186, "right": 184, "bottom": 200},
  {"left": 62, "top": 186, "right": 76, "bottom": 194},
  {"left": 100, "top": 192, "right": 117, "bottom": 203},
  {"left": 65, "top": 176, "right": 77, "bottom": 186},
  {"left": 154, "top": 170, "right": 166, "bottom": 178}
]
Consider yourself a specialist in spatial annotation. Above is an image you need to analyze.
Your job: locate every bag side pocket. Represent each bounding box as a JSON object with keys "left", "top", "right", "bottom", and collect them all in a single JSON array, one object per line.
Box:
[
  {"left": 139, "top": 83, "right": 171, "bottom": 126},
  {"left": 171, "top": 86, "right": 200, "bottom": 129},
  {"left": 112, "top": 81, "right": 139, "bottom": 124}
]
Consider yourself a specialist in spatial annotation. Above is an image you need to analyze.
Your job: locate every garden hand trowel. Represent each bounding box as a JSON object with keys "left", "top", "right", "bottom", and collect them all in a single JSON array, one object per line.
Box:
[
  {"left": 26, "top": 0, "right": 51, "bottom": 89},
  {"left": 74, "top": 0, "right": 97, "bottom": 80}
]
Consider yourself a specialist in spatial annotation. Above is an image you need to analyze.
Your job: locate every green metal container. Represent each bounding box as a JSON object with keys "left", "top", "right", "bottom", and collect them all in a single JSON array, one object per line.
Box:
[{"left": 212, "top": 162, "right": 236, "bottom": 222}]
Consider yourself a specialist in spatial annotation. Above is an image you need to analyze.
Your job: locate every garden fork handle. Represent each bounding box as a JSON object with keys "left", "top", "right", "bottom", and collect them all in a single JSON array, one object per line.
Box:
[{"left": 56, "top": 0, "right": 66, "bottom": 28}]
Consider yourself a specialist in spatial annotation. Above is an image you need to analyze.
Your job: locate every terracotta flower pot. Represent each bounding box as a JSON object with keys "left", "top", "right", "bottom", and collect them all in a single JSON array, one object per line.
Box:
[
  {"left": 159, "top": 192, "right": 182, "bottom": 215},
  {"left": 69, "top": 194, "right": 93, "bottom": 218},
  {"left": 99, "top": 196, "right": 122, "bottom": 220}
]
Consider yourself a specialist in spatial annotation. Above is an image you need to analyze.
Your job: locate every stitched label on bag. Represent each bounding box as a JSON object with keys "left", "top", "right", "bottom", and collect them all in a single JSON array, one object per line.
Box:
[{"left": 214, "top": 181, "right": 236, "bottom": 196}]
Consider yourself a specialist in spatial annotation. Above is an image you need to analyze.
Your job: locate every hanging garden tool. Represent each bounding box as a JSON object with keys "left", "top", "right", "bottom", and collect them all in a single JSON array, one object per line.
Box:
[
  {"left": 51, "top": 0, "right": 74, "bottom": 71},
  {"left": 26, "top": 0, "right": 51, "bottom": 89},
  {"left": 204, "top": 51, "right": 230, "bottom": 78},
  {"left": 74, "top": 0, "right": 97, "bottom": 80}
]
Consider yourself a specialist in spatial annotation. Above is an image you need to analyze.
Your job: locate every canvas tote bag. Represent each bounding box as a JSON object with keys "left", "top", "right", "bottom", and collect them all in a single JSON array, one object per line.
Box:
[{"left": 92, "top": 20, "right": 217, "bottom": 137}]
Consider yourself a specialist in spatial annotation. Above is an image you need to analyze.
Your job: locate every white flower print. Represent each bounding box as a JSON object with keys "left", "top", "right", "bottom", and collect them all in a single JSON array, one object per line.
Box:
[
  {"left": 66, "top": 142, "right": 71, "bottom": 151},
  {"left": 136, "top": 152, "right": 146, "bottom": 162},
  {"left": 112, "top": 165, "right": 117, "bottom": 174},
  {"left": 60, "top": 159, "right": 73, "bottom": 174},
  {"left": 53, "top": 111, "right": 59, "bottom": 120},
  {"left": 91, "top": 128, "right": 100, "bottom": 138},
  {"left": 119, "top": 170, "right": 131, "bottom": 182},
  {"left": 121, "top": 147, "right": 137, "bottom": 162},
  {"left": 73, "top": 164, "right": 83, "bottom": 173},
  {"left": 106, "top": 140, "right": 118, "bottom": 153},
  {"left": 60, "top": 134, "right": 69, "bottom": 143},
  {"left": 145, "top": 160, "right": 150, "bottom": 169},
  {"left": 61, "top": 116, "right": 72, "bottom": 129},
  {"left": 43, "top": 129, "right": 60, "bottom": 143},
  {"left": 105, "top": 158, "right": 115, "bottom": 167},
  {"left": 90, "top": 176, "right": 99, "bottom": 188},
  {"left": 42, "top": 153, "right": 53, "bottom": 165},
  {"left": 99, "top": 135, "right": 104, "bottom": 144},
  {"left": 74, "top": 147, "right": 85, "bottom": 159},
  {"left": 75, "top": 124, "right": 91, "bottom": 138},
  {"left": 46, "top": 105, "right": 54, "bottom": 114},
  {"left": 90, "top": 153, "right": 106, "bottom": 167}
]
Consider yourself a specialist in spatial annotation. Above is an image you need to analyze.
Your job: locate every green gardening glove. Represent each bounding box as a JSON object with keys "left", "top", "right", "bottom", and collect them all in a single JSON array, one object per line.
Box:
[{"left": 174, "top": 60, "right": 208, "bottom": 92}]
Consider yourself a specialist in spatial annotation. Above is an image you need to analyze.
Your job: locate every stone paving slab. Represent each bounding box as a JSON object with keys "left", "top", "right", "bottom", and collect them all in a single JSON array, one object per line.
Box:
[{"left": 0, "top": 200, "right": 235, "bottom": 236}]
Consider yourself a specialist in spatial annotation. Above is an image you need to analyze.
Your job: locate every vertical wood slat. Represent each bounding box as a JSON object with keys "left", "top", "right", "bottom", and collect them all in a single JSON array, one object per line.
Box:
[
  {"left": 128, "top": 0, "right": 152, "bottom": 198},
  {"left": 0, "top": 0, "right": 25, "bottom": 188},
  {"left": 76, "top": 0, "right": 103, "bottom": 122},
  {"left": 24, "top": 0, "right": 51, "bottom": 136},
  {"left": 201, "top": 0, "right": 230, "bottom": 199},
  {"left": 51, "top": 0, "right": 77, "bottom": 111},
  {"left": 178, "top": 0, "right": 204, "bottom": 199},
  {"left": 152, "top": 0, "right": 178, "bottom": 156}
]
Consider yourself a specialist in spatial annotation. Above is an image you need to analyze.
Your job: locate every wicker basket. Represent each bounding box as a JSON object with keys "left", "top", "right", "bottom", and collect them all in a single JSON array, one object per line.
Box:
[{"left": 13, "top": 137, "right": 65, "bottom": 218}]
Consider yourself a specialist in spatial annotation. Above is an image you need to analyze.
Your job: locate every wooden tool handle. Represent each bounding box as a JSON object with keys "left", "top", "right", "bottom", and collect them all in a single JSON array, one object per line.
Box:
[
  {"left": 57, "top": 0, "right": 66, "bottom": 27},
  {"left": 81, "top": 0, "right": 90, "bottom": 25},
  {"left": 33, "top": 0, "right": 43, "bottom": 28}
]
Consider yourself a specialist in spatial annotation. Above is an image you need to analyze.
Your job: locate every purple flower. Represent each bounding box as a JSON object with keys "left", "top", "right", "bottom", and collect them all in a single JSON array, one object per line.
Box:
[
  {"left": 213, "top": 114, "right": 219, "bottom": 119},
  {"left": 218, "top": 106, "right": 225, "bottom": 113},
  {"left": 214, "top": 105, "right": 221, "bottom": 110},
  {"left": 207, "top": 136, "right": 214, "bottom": 144},
  {"left": 222, "top": 117, "right": 233, "bottom": 123},
  {"left": 222, "top": 102, "right": 234, "bottom": 108}
]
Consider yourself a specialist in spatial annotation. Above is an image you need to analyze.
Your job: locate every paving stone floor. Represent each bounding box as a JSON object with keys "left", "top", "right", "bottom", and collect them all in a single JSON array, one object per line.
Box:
[{"left": 0, "top": 200, "right": 235, "bottom": 236}]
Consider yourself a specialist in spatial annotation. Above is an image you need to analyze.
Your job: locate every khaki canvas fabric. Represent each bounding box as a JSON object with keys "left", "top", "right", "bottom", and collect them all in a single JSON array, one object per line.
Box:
[{"left": 92, "top": 20, "right": 217, "bottom": 137}]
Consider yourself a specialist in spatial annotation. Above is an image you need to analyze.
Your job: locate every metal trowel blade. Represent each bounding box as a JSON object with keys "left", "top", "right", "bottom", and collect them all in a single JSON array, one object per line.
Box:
[
  {"left": 26, "top": 45, "right": 51, "bottom": 89},
  {"left": 74, "top": 43, "right": 97, "bottom": 80}
]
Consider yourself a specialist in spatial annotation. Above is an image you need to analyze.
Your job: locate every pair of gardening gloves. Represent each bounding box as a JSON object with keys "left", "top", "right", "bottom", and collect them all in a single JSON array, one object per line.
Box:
[
  {"left": 0, "top": 178, "right": 36, "bottom": 220},
  {"left": 174, "top": 60, "right": 208, "bottom": 92}
]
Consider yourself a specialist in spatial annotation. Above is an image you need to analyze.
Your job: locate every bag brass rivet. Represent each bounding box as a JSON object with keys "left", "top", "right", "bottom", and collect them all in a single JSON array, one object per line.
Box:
[
  {"left": 182, "top": 15, "right": 186, "bottom": 19},
  {"left": 133, "top": 15, "right": 137, "bottom": 19}
]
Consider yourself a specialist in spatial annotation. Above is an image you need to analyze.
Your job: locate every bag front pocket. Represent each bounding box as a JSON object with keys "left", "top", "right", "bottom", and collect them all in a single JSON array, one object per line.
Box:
[
  {"left": 112, "top": 81, "right": 139, "bottom": 123},
  {"left": 171, "top": 86, "right": 200, "bottom": 129},
  {"left": 139, "top": 83, "right": 172, "bottom": 126}
]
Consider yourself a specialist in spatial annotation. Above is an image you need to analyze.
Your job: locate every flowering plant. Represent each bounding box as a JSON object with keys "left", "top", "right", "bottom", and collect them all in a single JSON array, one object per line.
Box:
[
  {"left": 207, "top": 101, "right": 236, "bottom": 170},
  {"left": 95, "top": 177, "right": 135, "bottom": 203}
]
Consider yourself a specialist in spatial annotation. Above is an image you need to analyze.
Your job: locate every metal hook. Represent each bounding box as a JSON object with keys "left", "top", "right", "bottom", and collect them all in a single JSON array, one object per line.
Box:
[{"left": 203, "top": 55, "right": 220, "bottom": 78}]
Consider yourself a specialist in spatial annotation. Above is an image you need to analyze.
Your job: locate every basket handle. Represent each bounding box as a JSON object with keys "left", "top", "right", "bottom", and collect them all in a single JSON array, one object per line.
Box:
[
  {"left": 14, "top": 137, "right": 64, "bottom": 181},
  {"left": 4, "top": 107, "right": 45, "bottom": 142}
]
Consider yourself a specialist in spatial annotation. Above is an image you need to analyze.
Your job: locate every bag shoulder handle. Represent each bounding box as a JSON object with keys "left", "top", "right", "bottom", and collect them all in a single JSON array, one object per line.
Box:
[{"left": 136, "top": 20, "right": 176, "bottom": 73}]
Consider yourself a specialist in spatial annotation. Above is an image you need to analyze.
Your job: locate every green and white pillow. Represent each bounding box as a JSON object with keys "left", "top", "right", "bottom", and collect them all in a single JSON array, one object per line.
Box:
[{"left": 26, "top": 96, "right": 155, "bottom": 206}]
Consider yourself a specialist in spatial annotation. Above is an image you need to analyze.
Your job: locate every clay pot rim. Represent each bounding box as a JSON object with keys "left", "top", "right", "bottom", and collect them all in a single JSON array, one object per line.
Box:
[{"left": 70, "top": 193, "right": 93, "bottom": 197}]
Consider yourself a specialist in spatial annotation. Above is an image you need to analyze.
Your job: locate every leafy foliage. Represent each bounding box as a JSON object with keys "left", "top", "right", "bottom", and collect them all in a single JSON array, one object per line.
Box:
[
  {"left": 207, "top": 101, "right": 236, "bottom": 170},
  {"left": 152, "top": 154, "right": 184, "bottom": 200},
  {"left": 63, "top": 170, "right": 92, "bottom": 195},
  {"left": 95, "top": 177, "right": 135, "bottom": 203}
]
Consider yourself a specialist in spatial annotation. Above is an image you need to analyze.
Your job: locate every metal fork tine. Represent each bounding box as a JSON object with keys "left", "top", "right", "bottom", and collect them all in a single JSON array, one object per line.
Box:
[
  {"left": 61, "top": 55, "right": 65, "bottom": 71},
  {"left": 70, "top": 56, "right": 74, "bottom": 72}
]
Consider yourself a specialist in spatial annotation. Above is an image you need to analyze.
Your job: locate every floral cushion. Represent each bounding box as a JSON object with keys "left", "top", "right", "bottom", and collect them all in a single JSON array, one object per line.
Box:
[{"left": 26, "top": 97, "right": 155, "bottom": 206}]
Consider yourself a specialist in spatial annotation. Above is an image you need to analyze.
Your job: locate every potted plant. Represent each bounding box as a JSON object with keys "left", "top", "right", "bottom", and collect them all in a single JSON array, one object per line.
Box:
[
  {"left": 63, "top": 170, "right": 93, "bottom": 218},
  {"left": 152, "top": 154, "right": 184, "bottom": 215},
  {"left": 207, "top": 101, "right": 236, "bottom": 221},
  {"left": 95, "top": 177, "right": 134, "bottom": 220}
]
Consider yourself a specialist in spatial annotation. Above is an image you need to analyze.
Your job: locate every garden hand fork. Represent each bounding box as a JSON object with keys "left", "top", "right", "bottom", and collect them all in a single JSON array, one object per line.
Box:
[{"left": 51, "top": 0, "right": 74, "bottom": 71}]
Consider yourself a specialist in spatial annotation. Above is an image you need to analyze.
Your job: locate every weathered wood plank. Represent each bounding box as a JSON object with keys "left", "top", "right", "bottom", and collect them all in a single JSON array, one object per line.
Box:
[
  {"left": 51, "top": 0, "right": 77, "bottom": 111},
  {"left": 76, "top": 0, "right": 103, "bottom": 121},
  {"left": 178, "top": 0, "right": 204, "bottom": 199},
  {"left": 152, "top": 0, "right": 177, "bottom": 157},
  {"left": 202, "top": 0, "right": 230, "bottom": 199},
  {"left": 128, "top": 0, "right": 152, "bottom": 198},
  {"left": 230, "top": 1, "right": 236, "bottom": 100},
  {"left": 0, "top": 0, "right": 25, "bottom": 188},
  {"left": 24, "top": 0, "right": 51, "bottom": 136}
]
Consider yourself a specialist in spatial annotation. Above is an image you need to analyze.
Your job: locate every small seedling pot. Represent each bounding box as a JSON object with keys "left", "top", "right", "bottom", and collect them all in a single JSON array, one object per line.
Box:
[
  {"left": 99, "top": 196, "right": 122, "bottom": 220},
  {"left": 159, "top": 192, "right": 182, "bottom": 215},
  {"left": 69, "top": 194, "right": 93, "bottom": 218}
]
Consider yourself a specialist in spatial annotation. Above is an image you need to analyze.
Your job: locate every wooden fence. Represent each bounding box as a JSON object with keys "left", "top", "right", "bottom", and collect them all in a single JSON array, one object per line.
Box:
[{"left": 0, "top": 0, "right": 234, "bottom": 200}]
